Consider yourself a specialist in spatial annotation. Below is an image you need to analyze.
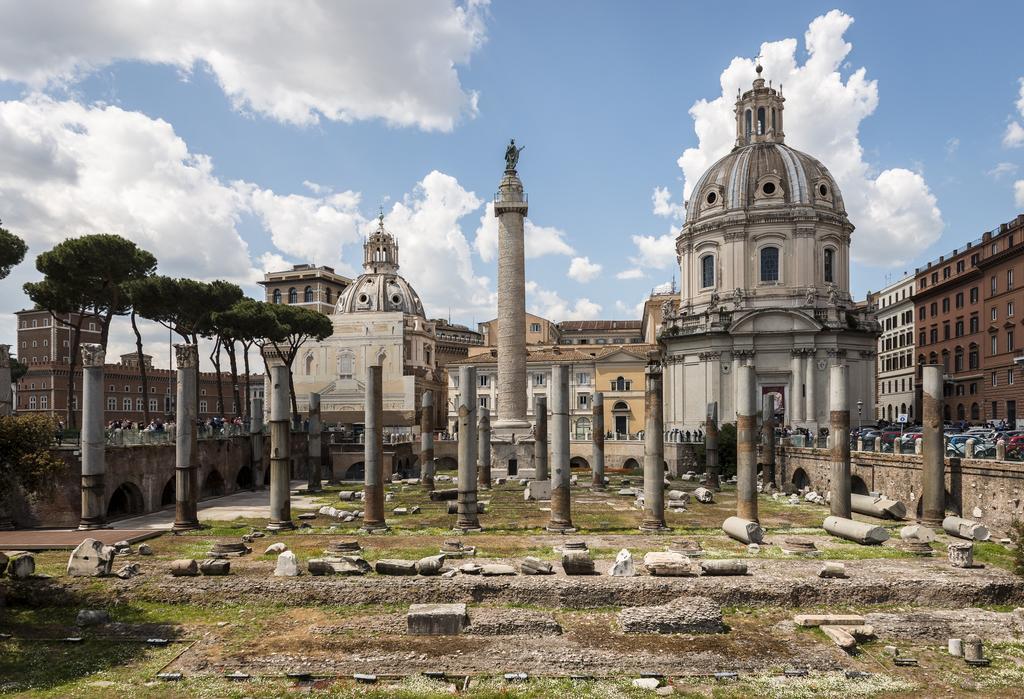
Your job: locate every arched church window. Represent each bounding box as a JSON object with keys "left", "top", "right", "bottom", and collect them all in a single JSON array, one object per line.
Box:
[
  {"left": 304, "top": 286, "right": 314, "bottom": 303},
  {"left": 756, "top": 107, "right": 766, "bottom": 135},
  {"left": 272, "top": 289, "right": 282, "bottom": 304},
  {"left": 744, "top": 109, "right": 752, "bottom": 140},
  {"left": 288, "top": 287, "right": 298, "bottom": 304},
  {"left": 700, "top": 254, "right": 715, "bottom": 289},
  {"left": 823, "top": 248, "right": 835, "bottom": 283},
  {"left": 304, "top": 352, "right": 315, "bottom": 375},
  {"left": 771, "top": 107, "right": 776, "bottom": 132},
  {"left": 760, "top": 246, "right": 780, "bottom": 283}
]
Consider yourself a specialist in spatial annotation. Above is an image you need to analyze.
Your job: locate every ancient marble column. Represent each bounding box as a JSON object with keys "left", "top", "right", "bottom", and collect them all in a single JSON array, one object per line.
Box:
[
  {"left": 591, "top": 391, "right": 605, "bottom": 488},
  {"left": 250, "top": 397, "right": 264, "bottom": 489},
  {"left": 735, "top": 364, "right": 758, "bottom": 522},
  {"left": 307, "top": 392, "right": 322, "bottom": 493},
  {"left": 548, "top": 363, "right": 574, "bottom": 532},
  {"left": 362, "top": 362, "right": 388, "bottom": 532},
  {"left": 0, "top": 344, "right": 11, "bottom": 416},
  {"left": 79, "top": 344, "right": 106, "bottom": 530},
  {"left": 640, "top": 358, "right": 667, "bottom": 531},
  {"left": 456, "top": 365, "right": 481, "bottom": 531},
  {"left": 172, "top": 343, "right": 200, "bottom": 531},
  {"left": 804, "top": 351, "right": 817, "bottom": 427},
  {"left": 478, "top": 406, "right": 492, "bottom": 489},
  {"left": 921, "top": 365, "right": 945, "bottom": 526},
  {"left": 267, "top": 364, "right": 294, "bottom": 531},
  {"left": 761, "top": 393, "right": 777, "bottom": 487},
  {"left": 704, "top": 402, "right": 720, "bottom": 490},
  {"left": 790, "top": 351, "right": 805, "bottom": 423},
  {"left": 493, "top": 155, "right": 531, "bottom": 436},
  {"left": 533, "top": 395, "right": 548, "bottom": 480},
  {"left": 419, "top": 390, "right": 435, "bottom": 489},
  {"left": 829, "top": 365, "right": 852, "bottom": 519}
]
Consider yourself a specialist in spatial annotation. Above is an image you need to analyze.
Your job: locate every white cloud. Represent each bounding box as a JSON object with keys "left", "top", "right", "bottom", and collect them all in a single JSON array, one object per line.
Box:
[
  {"left": 567, "top": 256, "right": 602, "bottom": 283},
  {"left": 629, "top": 232, "right": 677, "bottom": 270},
  {"left": 651, "top": 186, "right": 684, "bottom": 219},
  {"left": 988, "top": 162, "right": 1019, "bottom": 180},
  {"left": 1004, "top": 121, "right": 1024, "bottom": 149},
  {"left": 945, "top": 137, "right": 959, "bottom": 157},
  {"left": 671, "top": 10, "right": 943, "bottom": 268},
  {"left": 0, "top": 0, "right": 486, "bottom": 131},
  {"left": 614, "top": 297, "right": 647, "bottom": 319},
  {"left": 526, "top": 281, "right": 601, "bottom": 321},
  {"left": 473, "top": 203, "right": 574, "bottom": 262},
  {"left": 616, "top": 268, "right": 645, "bottom": 280},
  {"left": 380, "top": 170, "right": 494, "bottom": 320},
  {"left": 1015, "top": 180, "right": 1024, "bottom": 207},
  {"left": 257, "top": 252, "right": 294, "bottom": 275}
]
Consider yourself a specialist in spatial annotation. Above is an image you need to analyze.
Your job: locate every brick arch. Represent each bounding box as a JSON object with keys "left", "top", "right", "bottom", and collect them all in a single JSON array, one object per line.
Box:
[
  {"left": 107, "top": 481, "right": 145, "bottom": 519},
  {"left": 791, "top": 467, "right": 811, "bottom": 490}
]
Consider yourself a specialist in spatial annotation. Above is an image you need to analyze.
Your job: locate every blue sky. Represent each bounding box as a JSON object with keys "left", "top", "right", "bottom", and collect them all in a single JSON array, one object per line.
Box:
[{"left": 1, "top": 1, "right": 1023, "bottom": 365}]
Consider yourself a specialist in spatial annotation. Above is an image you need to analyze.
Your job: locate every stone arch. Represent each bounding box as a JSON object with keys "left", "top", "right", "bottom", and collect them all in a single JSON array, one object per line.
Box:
[
  {"left": 570, "top": 456, "right": 590, "bottom": 471},
  {"left": 622, "top": 457, "right": 640, "bottom": 472},
  {"left": 850, "top": 475, "right": 870, "bottom": 496},
  {"left": 345, "top": 462, "right": 365, "bottom": 481},
  {"left": 791, "top": 467, "right": 811, "bottom": 490},
  {"left": 202, "top": 469, "right": 226, "bottom": 498},
  {"left": 436, "top": 456, "right": 458, "bottom": 472},
  {"left": 107, "top": 481, "right": 145, "bottom": 519},
  {"left": 235, "top": 465, "right": 254, "bottom": 490},
  {"left": 160, "top": 476, "right": 175, "bottom": 506},
  {"left": 915, "top": 490, "right": 962, "bottom": 518}
]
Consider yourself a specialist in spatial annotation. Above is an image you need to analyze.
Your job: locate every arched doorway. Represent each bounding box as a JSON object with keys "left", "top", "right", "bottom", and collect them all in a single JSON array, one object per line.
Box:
[
  {"left": 235, "top": 465, "right": 254, "bottom": 490},
  {"left": 791, "top": 468, "right": 810, "bottom": 490},
  {"left": 915, "top": 490, "right": 962, "bottom": 518},
  {"left": 574, "top": 417, "right": 592, "bottom": 440},
  {"left": 850, "top": 475, "right": 870, "bottom": 496},
  {"left": 160, "top": 476, "right": 175, "bottom": 506},
  {"left": 622, "top": 457, "right": 640, "bottom": 472},
  {"left": 345, "top": 462, "right": 365, "bottom": 480},
  {"left": 202, "top": 469, "right": 225, "bottom": 498},
  {"left": 612, "top": 401, "right": 630, "bottom": 437},
  {"left": 107, "top": 482, "right": 145, "bottom": 519},
  {"left": 435, "top": 456, "right": 458, "bottom": 472},
  {"left": 570, "top": 456, "right": 590, "bottom": 471}
]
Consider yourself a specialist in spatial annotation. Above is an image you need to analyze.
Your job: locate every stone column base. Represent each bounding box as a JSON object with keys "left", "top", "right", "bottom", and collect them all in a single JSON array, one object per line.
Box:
[
  {"left": 266, "top": 520, "right": 296, "bottom": 531},
  {"left": 360, "top": 524, "right": 390, "bottom": 534},
  {"left": 545, "top": 524, "right": 577, "bottom": 534},
  {"left": 639, "top": 521, "right": 669, "bottom": 532}
]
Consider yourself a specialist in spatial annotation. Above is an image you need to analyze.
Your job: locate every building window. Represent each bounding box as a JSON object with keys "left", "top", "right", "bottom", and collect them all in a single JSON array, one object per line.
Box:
[
  {"left": 1009, "top": 269, "right": 1015, "bottom": 290},
  {"left": 760, "top": 246, "right": 780, "bottom": 283},
  {"left": 136, "top": 398, "right": 144, "bottom": 410},
  {"left": 28, "top": 396, "right": 36, "bottom": 409},
  {"left": 272, "top": 289, "right": 282, "bottom": 304},
  {"left": 970, "top": 287, "right": 979, "bottom": 303},
  {"left": 479, "top": 374, "right": 490, "bottom": 387},
  {"left": 957, "top": 260, "right": 965, "bottom": 273},
  {"left": 970, "top": 315, "right": 979, "bottom": 333},
  {"left": 943, "top": 266, "right": 951, "bottom": 279},
  {"left": 40, "top": 396, "right": 48, "bottom": 410},
  {"left": 303, "top": 286, "right": 314, "bottom": 303},
  {"left": 919, "top": 306, "right": 926, "bottom": 321},
  {"left": 992, "top": 401, "right": 1000, "bottom": 419},
  {"left": 199, "top": 400, "right": 208, "bottom": 413},
  {"left": 1009, "top": 330, "right": 1015, "bottom": 352},
  {"left": 969, "top": 347, "right": 979, "bottom": 369},
  {"left": 930, "top": 302, "right": 937, "bottom": 317},
  {"left": 107, "top": 397, "right": 117, "bottom": 410},
  {"left": 149, "top": 399, "right": 158, "bottom": 411},
  {"left": 578, "top": 394, "right": 590, "bottom": 409},
  {"left": 992, "top": 307, "right": 998, "bottom": 321},
  {"left": 955, "top": 292, "right": 964, "bottom": 308},
  {"left": 930, "top": 328, "right": 938, "bottom": 344},
  {"left": 1010, "top": 370, "right": 1016, "bottom": 386},
  {"left": 123, "top": 398, "right": 131, "bottom": 411},
  {"left": 479, "top": 396, "right": 489, "bottom": 409},
  {"left": 530, "top": 323, "right": 541, "bottom": 332},
  {"left": 577, "top": 373, "right": 590, "bottom": 385},
  {"left": 955, "top": 320, "right": 964, "bottom": 337},
  {"left": 533, "top": 373, "right": 545, "bottom": 386},
  {"left": 338, "top": 351, "right": 354, "bottom": 380},
  {"left": 992, "top": 335, "right": 999, "bottom": 356},
  {"left": 942, "top": 298, "right": 950, "bottom": 313},
  {"left": 1009, "top": 301, "right": 1015, "bottom": 317},
  {"left": 954, "top": 349, "right": 964, "bottom": 372},
  {"left": 991, "top": 275, "right": 998, "bottom": 295},
  {"left": 992, "top": 371, "right": 999, "bottom": 387},
  {"left": 700, "top": 254, "right": 715, "bottom": 288},
  {"left": 288, "top": 287, "right": 298, "bottom": 304},
  {"left": 943, "top": 323, "right": 950, "bottom": 340},
  {"left": 823, "top": 248, "right": 835, "bottom": 283},
  {"left": 611, "top": 376, "right": 631, "bottom": 391}
]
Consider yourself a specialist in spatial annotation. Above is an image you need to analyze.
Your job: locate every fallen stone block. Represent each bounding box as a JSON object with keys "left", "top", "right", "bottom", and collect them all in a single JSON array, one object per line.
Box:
[
  {"left": 851, "top": 493, "right": 907, "bottom": 520},
  {"left": 169, "top": 559, "right": 199, "bottom": 577},
  {"left": 821, "top": 624, "right": 857, "bottom": 651},
  {"left": 793, "top": 614, "right": 866, "bottom": 627},
  {"left": 407, "top": 603, "right": 467, "bottom": 635},
  {"left": 67, "top": 538, "right": 116, "bottom": 577},
  {"left": 666, "top": 490, "right": 689, "bottom": 503},
  {"left": 447, "top": 501, "right": 486, "bottom": 514},
  {"left": 199, "top": 559, "right": 231, "bottom": 576},
  {"left": 524, "top": 480, "right": 551, "bottom": 501},
  {"left": 942, "top": 516, "right": 990, "bottom": 541},
  {"left": 308, "top": 557, "right": 369, "bottom": 576},
  {"left": 76, "top": 609, "right": 110, "bottom": 626},
  {"left": 692, "top": 487, "right": 714, "bottom": 503},
  {"left": 115, "top": 563, "right": 141, "bottom": 579},
  {"left": 643, "top": 551, "right": 694, "bottom": 577},
  {"left": 633, "top": 678, "right": 660, "bottom": 689},
  {"left": 618, "top": 596, "right": 724, "bottom": 634},
  {"left": 900, "top": 524, "right": 936, "bottom": 542},
  {"left": 393, "top": 507, "right": 409, "bottom": 515},
  {"left": 463, "top": 608, "right": 562, "bottom": 636},
  {"left": 722, "top": 516, "right": 763, "bottom": 544},
  {"left": 519, "top": 557, "right": 553, "bottom": 575},
  {"left": 375, "top": 559, "right": 419, "bottom": 575},
  {"left": 416, "top": 554, "right": 446, "bottom": 576},
  {"left": 458, "top": 563, "right": 483, "bottom": 575},
  {"left": 700, "top": 559, "right": 747, "bottom": 576},
  {"left": 138, "top": 544, "right": 153, "bottom": 556},
  {"left": 823, "top": 515, "right": 890, "bottom": 545},
  {"left": 609, "top": 549, "right": 636, "bottom": 577},
  {"left": 480, "top": 564, "right": 517, "bottom": 576},
  {"left": 818, "top": 562, "right": 847, "bottom": 578},
  {"left": 948, "top": 542, "right": 974, "bottom": 568},
  {"left": 338, "top": 490, "right": 355, "bottom": 501},
  {"left": 429, "top": 488, "right": 458, "bottom": 501},
  {"left": 274, "top": 551, "right": 300, "bottom": 576},
  {"left": 561, "top": 550, "right": 595, "bottom": 575},
  {"left": 264, "top": 542, "right": 288, "bottom": 555}
]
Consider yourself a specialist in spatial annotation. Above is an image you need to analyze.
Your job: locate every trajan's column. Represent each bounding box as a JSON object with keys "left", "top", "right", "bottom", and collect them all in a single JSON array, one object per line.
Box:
[{"left": 493, "top": 139, "right": 531, "bottom": 437}]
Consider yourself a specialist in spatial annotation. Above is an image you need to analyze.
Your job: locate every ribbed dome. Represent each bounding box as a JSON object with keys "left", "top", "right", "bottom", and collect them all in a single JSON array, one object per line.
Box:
[
  {"left": 335, "top": 271, "right": 425, "bottom": 316},
  {"left": 685, "top": 142, "right": 846, "bottom": 223}
]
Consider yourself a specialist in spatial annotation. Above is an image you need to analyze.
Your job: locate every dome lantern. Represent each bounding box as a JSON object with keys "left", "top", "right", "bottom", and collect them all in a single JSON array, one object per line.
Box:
[
  {"left": 363, "top": 210, "right": 399, "bottom": 274},
  {"left": 735, "top": 63, "right": 785, "bottom": 147}
]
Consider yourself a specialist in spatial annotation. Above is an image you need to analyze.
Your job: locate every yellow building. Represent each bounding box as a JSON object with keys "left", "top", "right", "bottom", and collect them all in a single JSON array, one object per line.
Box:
[{"left": 594, "top": 346, "right": 651, "bottom": 437}]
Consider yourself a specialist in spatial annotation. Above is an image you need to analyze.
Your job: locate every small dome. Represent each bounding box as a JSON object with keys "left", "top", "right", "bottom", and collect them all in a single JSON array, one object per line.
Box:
[
  {"left": 335, "top": 271, "right": 425, "bottom": 316},
  {"left": 684, "top": 142, "right": 846, "bottom": 223}
]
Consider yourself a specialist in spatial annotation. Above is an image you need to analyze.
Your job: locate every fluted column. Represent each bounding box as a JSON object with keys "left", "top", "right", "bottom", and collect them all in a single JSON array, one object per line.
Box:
[
  {"left": 761, "top": 392, "right": 777, "bottom": 488},
  {"left": 249, "top": 397, "right": 264, "bottom": 488},
  {"left": 704, "top": 401, "right": 720, "bottom": 490},
  {"left": 804, "top": 349, "right": 818, "bottom": 426},
  {"left": 0, "top": 345, "right": 11, "bottom": 417},
  {"left": 79, "top": 344, "right": 107, "bottom": 530},
  {"left": 790, "top": 351, "right": 805, "bottom": 423}
]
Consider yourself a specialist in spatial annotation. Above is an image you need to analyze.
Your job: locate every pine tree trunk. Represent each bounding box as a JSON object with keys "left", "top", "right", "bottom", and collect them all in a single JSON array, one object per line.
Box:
[
  {"left": 226, "top": 339, "right": 241, "bottom": 417},
  {"left": 210, "top": 338, "right": 225, "bottom": 416},
  {"left": 131, "top": 310, "right": 150, "bottom": 425}
]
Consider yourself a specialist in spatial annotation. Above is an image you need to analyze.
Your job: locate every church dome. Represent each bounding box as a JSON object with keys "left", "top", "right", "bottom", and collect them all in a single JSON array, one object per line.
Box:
[
  {"left": 685, "top": 141, "right": 846, "bottom": 223},
  {"left": 334, "top": 214, "right": 426, "bottom": 317}
]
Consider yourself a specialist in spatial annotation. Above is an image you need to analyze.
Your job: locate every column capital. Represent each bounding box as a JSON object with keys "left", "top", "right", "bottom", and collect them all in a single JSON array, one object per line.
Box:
[
  {"left": 699, "top": 351, "right": 721, "bottom": 362},
  {"left": 80, "top": 344, "right": 105, "bottom": 368},
  {"left": 174, "top": 343, "right": 198, "bottom": 369}
]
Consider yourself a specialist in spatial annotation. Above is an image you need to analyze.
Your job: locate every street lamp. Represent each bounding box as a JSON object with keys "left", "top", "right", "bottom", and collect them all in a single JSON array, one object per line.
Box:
[{"left": 856, "top": 400, "right": 864, "bottom": 431}]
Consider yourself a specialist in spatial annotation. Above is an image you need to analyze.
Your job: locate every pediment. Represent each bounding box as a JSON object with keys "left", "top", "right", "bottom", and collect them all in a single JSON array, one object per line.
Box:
[{"left": 729, "top": 308, "right": 822, "bottom": 335}]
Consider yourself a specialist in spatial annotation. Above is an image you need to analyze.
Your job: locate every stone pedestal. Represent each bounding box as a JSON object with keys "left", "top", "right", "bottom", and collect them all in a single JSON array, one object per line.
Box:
[
  {"left": 267, "top": 364, "right": 294, "bottom": 531},
  {"left": 79, "top": 344, "right": 107, "bottom": 530},
  {"left": 829, "top": 365, "right": 852, "bottom": 519},
  {"left": 420, "top": 390, "right": 435, "bottom": 489},
  {"left": 456, "top": 366, "right": 481, "bottom": 531},
  {"left": 362, "top": 363, "right": 388, "bottom": 532},
  {"left": 592, "top": 392, "right": 605, "bottom": 488},
  {"left": 307, "top": 392, "right": 322, "bottom": 493},
  {"left": 172, "top": 344, "right": 200, "bottom": 531},
  {"left": 640, "top": 359, "right": 667, "bottom": 531},
  {"left": 547, "top": 364, "right": 575, "bottom": 532}
]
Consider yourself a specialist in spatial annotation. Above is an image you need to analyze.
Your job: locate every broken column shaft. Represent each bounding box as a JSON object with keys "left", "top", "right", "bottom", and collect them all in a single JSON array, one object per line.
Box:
[
  {"left": 921, "top": 365, "right": 945, "bottom": 526},
  {"left": 761, "top": 393, "right": 776, "bottom": 488},
  {"left": 79, "top": 344, "right": 107, "bottom": 530},
  {"left": 478, "top": 406, "right": 492, "bottom": 489},
  {"left": 267, "top": 364, "right": 294, "bottom": 531},
  {"left": 704, "top": 402, "right": 720, "bottom": 490},
  {"left": 307, "top": 392, "right": 322, "bottom": 493},
  {"left": 362, "top": 362, "right": 387, "bottom": 532},
  {"left": 172, "top": 343, "right": 199, "bottom": 531},
  {"left": 735, "top": 363, "right": 758, "bottom": 522},
  {"left": 456, "top": 365, "right": 481, "bottom": 531},
  {"left": 533, "top": 395, "right": 548, "bottom": 480},
  {"left": 640, "top": 358, "right": 667, "bottom": 531},
  {"left": 420, "top": 390, "right": 435, "bottom": 489},
  {"left": 829, "top": 364, "right": 852, "bottom": 519},
  {"left": 591, "top": 391, "right": 605, "bottom": 488},
  {"left": 249, "top": 397, "right": 265, "bottom": 489},
  {"left": 547, "top": 363, "right": 574, "bottom": 532}
]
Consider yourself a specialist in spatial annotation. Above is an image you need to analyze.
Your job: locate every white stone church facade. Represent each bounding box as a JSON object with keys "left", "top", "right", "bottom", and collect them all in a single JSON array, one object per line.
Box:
[{"left": 660, "top": 65, "right": 880, "bottom": 434}]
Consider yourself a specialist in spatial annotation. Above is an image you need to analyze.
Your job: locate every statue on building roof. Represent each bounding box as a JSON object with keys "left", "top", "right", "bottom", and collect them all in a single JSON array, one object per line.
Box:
[{"left": 504, "top": 139, "right": 525, "bottom": 171}]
